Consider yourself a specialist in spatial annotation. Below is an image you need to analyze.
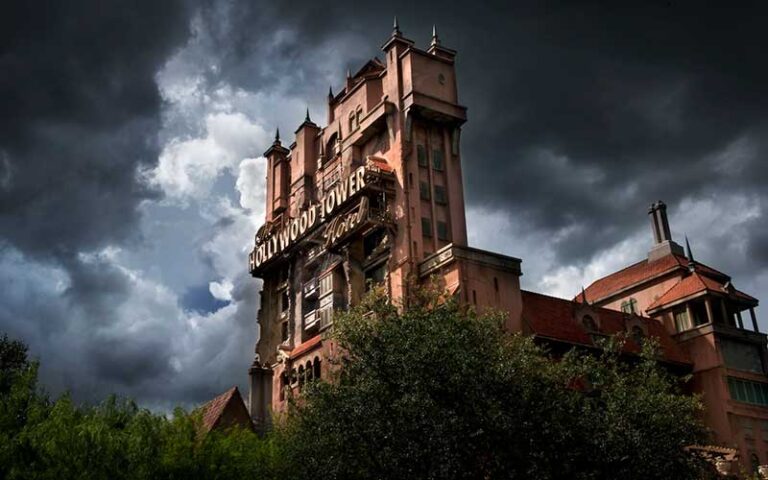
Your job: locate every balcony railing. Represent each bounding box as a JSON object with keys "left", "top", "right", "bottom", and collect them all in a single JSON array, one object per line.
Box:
[
  {"left": 304, "top": 309, "right": 319, "bottom": 329},
  {"left": 303, "top": 278, "right": 319, "bottom": 299}
]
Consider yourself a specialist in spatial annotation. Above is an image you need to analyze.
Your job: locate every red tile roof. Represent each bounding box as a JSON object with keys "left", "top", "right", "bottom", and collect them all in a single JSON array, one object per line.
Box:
[
  {"left": 289, "top": 334, "right": 323, "bottom": 360},
  {"left": 367, "top": 156, "right": 395, "bottom": 173},
  {"left": 577, "top": 254, "right": 728, "bottom": 304},
  {"left": 647, "top": 272, "right": 757, "bottom": 311},
  {"left": 522, "top": 290, "right": 691, "bottom": 366},
  {"left": 200, "top": 386, "right": 242, "bottom": 432}
]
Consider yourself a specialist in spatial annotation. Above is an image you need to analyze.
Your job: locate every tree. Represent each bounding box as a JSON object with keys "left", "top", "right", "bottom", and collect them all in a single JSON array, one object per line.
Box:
[
  {"left": 0, "top": 333, "right": 278, "bottom": 480},
  {"left": 276, "top": 287, "right": 709, "bottom": 480}
]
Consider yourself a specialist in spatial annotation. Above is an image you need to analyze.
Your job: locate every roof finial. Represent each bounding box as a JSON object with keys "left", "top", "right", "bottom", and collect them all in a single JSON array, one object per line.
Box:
[
  {"left": 328, "top": 85, "right": 334, "bottom": 99},
  {"left": 581, "top": 286, "right": 589, "bottom": 305},
  {"left": 393, "top": 16, "right": 401, "bottom": 36},
  {"left": 431, "top": 24, "right": 440, "bottom": 47},
  {"left": 346, "top": 67, "right": 351, "bottom": 79},
  {"left": 685, "top": 235, "right": 694, "bottom": 263},
  {"left": 274, "top": 127, "right": 280, "bottom": 143},
  {"left": 305, "top": 107, "right": 311, "bottom": 123}
]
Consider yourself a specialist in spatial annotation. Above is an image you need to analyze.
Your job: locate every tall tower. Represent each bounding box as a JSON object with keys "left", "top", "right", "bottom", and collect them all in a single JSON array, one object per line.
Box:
[{"left": 247, "top": 22, "right": 522, "bottom": 429}]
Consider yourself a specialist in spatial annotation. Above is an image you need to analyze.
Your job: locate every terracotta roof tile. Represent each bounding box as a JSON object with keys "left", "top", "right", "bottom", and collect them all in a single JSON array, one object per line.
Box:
[
  {"left": 522, "top": 290, "right": 691, "bottom": 366},
  {"left": 647, "top": 272, "right": 757, "bottom": 311},
  {"left": 289, "top": 334, "right": 323, "bottom": 359},
  {"left": 577, "top": 253, "right": 728, "bottom": 304},
  {"left": 200, "top": 386, "right": 239, "bottom": 432}
]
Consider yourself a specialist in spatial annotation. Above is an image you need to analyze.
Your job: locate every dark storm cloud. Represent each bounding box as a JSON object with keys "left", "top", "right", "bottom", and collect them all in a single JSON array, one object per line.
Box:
[
  {"left": 2, "top": 0, "right": 767, "bottom": 407},
  {"left": 0, "top": 0, "right": 192, "bottom": 258},
  {"left": 199, "top": 0, "right": 768, "bottom": 271},
  {"left": 0, "top": 1, "right": 193, "bottom": 400}
]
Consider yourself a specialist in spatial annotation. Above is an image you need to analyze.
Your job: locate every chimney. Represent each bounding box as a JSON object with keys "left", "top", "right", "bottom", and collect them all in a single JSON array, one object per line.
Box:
[{"left": 647, "top": 200, "right": 684, "bottom": 261}]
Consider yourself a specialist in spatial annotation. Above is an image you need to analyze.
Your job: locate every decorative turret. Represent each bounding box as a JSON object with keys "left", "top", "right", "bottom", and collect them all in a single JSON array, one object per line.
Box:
[
  {"left": 427, "top": 24, "right": 457, "bottom": 60},
  {"left": 292, "top": 110, "right": 321, "bottom": 211},
  {"left": 263, "top": 128, "right": 290, "bottom": 222}
]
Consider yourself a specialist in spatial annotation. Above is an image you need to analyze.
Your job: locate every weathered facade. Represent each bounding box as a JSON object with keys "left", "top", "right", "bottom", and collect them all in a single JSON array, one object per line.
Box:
[
  {"left": 579, "top": 202, "right": 766, "bottom": 474},
  {"left": 246, "top": 21, "right": 765, "bottom": 475}
]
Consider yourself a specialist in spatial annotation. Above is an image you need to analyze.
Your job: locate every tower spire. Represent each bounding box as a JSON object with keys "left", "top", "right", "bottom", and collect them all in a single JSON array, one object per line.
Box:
[
  {"left": 274, "top": 127, "right": 280, "bottom": 143},
  {"left": 430, "top": 24, "right": 440, "bottom": 47},
  {"left": 328, "top": 85, "right": 334, "bottom": 100},
  {"left": 685, "top": 235, "right": 694, "bottom": 263},
  {"left": 393, "top": 16, "right": 401, "bottom": 36},
  {"left": 305, "top": 107, "right": 311, "bottom": 123}
]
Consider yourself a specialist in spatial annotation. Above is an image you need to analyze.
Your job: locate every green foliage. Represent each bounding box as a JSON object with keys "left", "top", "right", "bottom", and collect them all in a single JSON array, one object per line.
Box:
[
  {"left": 276, "top": 287, "right": 709, "bottom": 480},
  {"left": 1, "top": 287, "right": 712, "bottom": 479},
  {"left": 0, "top": 334, "right": 277, "bottom": 480}
]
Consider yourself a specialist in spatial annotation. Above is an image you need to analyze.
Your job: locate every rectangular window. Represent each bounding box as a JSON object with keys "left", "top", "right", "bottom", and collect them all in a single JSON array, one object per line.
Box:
[
  {"left": 437, "top": 221, "right": 449, "bottom": 241},
  {"left": 421, "top": 217, "right": 432, "bottom": 237},
  {"left": 728, "top": 377, "right": 768, "bottom": 406},
  {"left": 674, "top": 310, "right": 690, "bottom": 332},
  {"left": 419, "top": 181, "right": 430, "bottom": 201},
  {"left": 281, "top": 321, "right": 289, "bottom": 341},
  {"left": 281, "top": 291, "right": 290, "bottom": 313},
  {"left": 432, "top": 149, "right": 444, "bottom": 171},
  {"left": 417, "top": 145, "right": 428, "bottom": 167},
  {"left": 434, "top": 185, "right": 447, "bottom": 205}
]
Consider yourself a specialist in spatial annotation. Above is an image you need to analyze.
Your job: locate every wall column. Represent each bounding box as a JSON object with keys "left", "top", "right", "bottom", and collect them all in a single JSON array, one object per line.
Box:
[
  {"left": 248, "top": 362, "right": 274, "bottom": 434},
  {"left": 685, "top": 303, "right": 694, "bottom": 329},
  {"left": 737, "top": 310, "right": 745, "bottom": 329},
  {"left": 719, "top": 300, "right": 730, "bottom": 327},
  {"left": 750, "top": 308, "right": 759, "bottom": 333},
  {"left": 705, "top": 298, "right": 715, "bottom": 325}
]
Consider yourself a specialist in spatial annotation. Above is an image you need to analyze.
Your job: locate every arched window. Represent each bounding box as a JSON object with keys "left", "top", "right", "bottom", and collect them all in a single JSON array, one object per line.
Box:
[
  {"left": 582, "top": 315, "right": 598, "bottom": 332},
  {"left": 348, "top": 111, "right": 355, "bottom": 133},
  {"left": 306, "top": 361, "right": 313, "bottom": 382},
  {"left": 313, "top": 357, "right": 322, "bottom": 380},
  {"left": 355, "top": 107, "right": 362, "bottom": 127},
  {"left": 279, "top": 373, "right": 288, "bottom": 401},
  {"left": 298, "top": 365, "right": 305, "bottom": 390},
  {"left": 631, "top": 325, "right": 645, "bottom": 346}
]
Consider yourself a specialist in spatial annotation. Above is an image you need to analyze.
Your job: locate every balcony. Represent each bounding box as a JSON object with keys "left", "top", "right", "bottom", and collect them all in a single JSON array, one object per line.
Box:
[
  {"left": 303, "top": 278, "right": 319, "bottom": 299},
  {"left": 304, "top": 309, "right": 319, "bottom": 330}
]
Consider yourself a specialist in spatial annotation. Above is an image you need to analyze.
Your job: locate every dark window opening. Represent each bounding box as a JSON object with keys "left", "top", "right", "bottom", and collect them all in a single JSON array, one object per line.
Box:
[
  {"left": 365, "top": 263, "right": 387, "bottom": 291},
  {"left": 690, "top": 301, "right": 708, "bottom": 326},
  {"left": 281, "top": 291, "right": 290, "bottom": 313},
  {"left": 419, "top": 181, "right": 430, "bottom": 201},
  {"left": 313, "top": 358, "right": 321, "bottom": 379},
  {"left": 364, "top": 229, "right": 387, "bottom": 259},
  {"left": 437, "top": 221, "right": 449, "bottom": 241},
  {"left": 583, "top": 315, "right": 598, "bottom": 332},
  {"left": 472, "top": 290, "right": 477, "bottom": 305},
  {"left": 417, "top": 145, "right": 428, "bottom": 167},
  {"left": 281, "top": 321, "right": 289, "bottom": 342},
  {"left": 494, "top": 277, "right": 499, "bottom": 292},
  {"left": 432, "top": 149, "right": 444, "bottom": 171},
  {"left": 434, "top": 185, "right": 447, "bottom": 205},
  {"left": 422, "top": 217, "right": 432, "bottom": 237}
]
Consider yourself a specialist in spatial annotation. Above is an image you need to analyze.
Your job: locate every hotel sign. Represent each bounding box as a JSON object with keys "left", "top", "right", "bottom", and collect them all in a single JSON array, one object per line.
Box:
[{"left": 251, "top": 166, "right": 367, "bottom": 269}]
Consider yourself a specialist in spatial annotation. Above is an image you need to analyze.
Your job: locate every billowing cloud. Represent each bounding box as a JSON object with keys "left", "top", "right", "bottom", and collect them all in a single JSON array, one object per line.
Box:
[{"left": 1, "top": 0, "right": 766, "bottom": 409}]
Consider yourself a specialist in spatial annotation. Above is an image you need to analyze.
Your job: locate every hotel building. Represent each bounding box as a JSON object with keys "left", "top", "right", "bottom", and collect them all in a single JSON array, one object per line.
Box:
[{"left": 246, "top": 21, "right": 766, "bottom": 473}]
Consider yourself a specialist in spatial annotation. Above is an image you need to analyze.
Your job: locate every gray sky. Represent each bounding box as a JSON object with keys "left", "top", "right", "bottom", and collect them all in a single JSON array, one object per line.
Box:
[{"left": 1, "top": 0, "right": 766, "bottom": 409}]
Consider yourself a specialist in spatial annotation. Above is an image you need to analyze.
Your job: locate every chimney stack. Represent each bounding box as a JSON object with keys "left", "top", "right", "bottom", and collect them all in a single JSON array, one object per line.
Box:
[{"left": 647, "top": 200, "right": 684, "bottom": 261}]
